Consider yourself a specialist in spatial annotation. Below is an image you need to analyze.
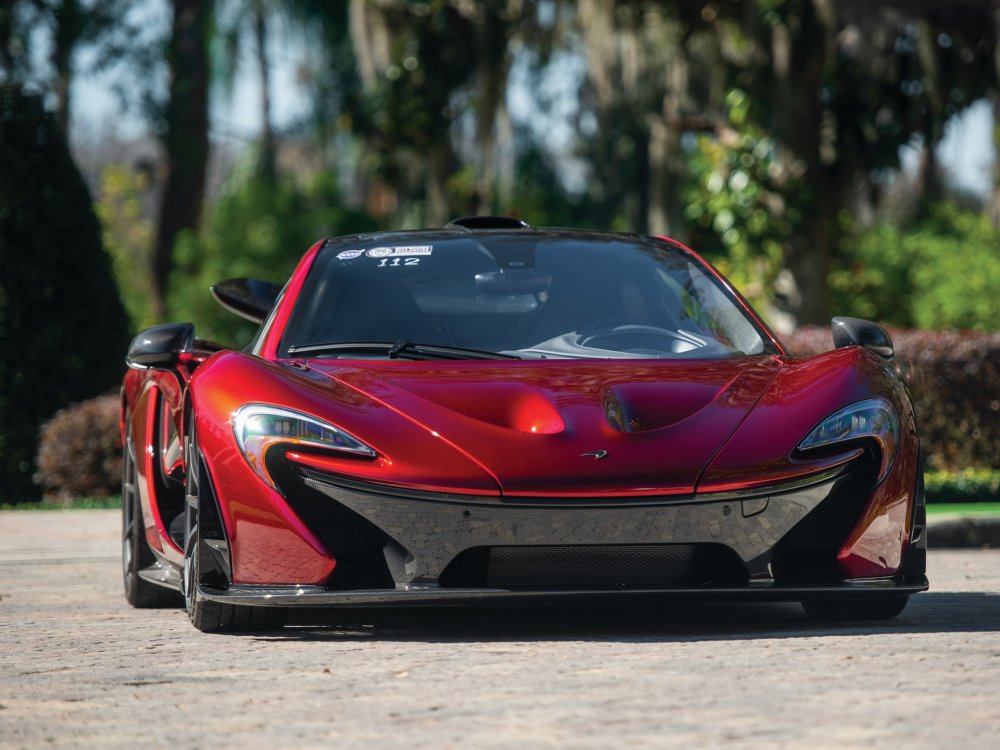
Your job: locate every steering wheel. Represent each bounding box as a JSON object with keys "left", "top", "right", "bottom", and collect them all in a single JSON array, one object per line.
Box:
[{"left": 577, "top": 319, "right": 677, "bottom": 345}]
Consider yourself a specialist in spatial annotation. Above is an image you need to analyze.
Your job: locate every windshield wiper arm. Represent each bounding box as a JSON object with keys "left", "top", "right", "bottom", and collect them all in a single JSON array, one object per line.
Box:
[{"left": 287, "top": 341, "right": 520, "bottom": 360}]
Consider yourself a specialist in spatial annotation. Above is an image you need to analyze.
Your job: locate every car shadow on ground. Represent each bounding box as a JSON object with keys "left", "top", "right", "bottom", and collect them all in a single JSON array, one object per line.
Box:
[{"left": 242, "top": 591, "right": 1000, "bottom": 643}]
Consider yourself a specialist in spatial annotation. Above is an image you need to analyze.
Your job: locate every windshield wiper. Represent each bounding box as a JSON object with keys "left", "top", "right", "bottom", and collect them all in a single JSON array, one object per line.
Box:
[{"left": 287, "top": 340, "right": 520, "bottom": 360}]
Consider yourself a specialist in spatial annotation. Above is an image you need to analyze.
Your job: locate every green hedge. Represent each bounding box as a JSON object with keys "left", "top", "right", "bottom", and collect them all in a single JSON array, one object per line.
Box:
[
  {"left": 783, "top": 327, "right": 1000, "bottom": 474},
  {"left": 925, "top": 469, "right": 1000, "bottom": 504}
]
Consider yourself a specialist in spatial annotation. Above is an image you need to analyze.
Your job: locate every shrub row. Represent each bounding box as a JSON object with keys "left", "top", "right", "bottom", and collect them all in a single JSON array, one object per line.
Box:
[
  {"left": 924, "top": 469, "right": 1000, "bottom": 504},
  {"left": 782, "top": 327, "right": 1000, "bottom": 473}
]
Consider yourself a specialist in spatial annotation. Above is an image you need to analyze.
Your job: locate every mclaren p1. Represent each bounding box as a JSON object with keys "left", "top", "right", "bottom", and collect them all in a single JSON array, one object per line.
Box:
[{"left": 121, "top": 216, "right": 927, "bottom": 631}]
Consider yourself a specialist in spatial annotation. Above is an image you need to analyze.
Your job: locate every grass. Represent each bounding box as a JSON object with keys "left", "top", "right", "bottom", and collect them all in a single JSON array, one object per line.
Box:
[
  {"left": 926, "top": 502, "right": 1000, "bottom": 515},
  {"left": 0, "top": 496, "right": 120, "bottom": 511}
]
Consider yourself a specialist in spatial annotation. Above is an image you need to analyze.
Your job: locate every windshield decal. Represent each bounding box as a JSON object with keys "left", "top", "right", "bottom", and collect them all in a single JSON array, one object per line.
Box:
[
  {"left": 336, "top": 249, "right": 365, "bottom": 260},
  {"left": 366, "top": 245, "right": 433, "bottom": 258}
]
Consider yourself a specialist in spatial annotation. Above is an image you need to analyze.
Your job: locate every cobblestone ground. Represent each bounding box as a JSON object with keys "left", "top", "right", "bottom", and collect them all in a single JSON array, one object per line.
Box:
[{"left": 1, "top": 510, "right": 999, "bottom": 749}]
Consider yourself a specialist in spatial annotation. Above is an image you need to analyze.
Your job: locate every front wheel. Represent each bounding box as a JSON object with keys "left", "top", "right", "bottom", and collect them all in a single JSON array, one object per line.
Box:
[
  {"left": 801, "top": 595, "right": 909, "bottom": 621},
  {"left": 182, "top": 422, "right": 286, "bottom": 633}
]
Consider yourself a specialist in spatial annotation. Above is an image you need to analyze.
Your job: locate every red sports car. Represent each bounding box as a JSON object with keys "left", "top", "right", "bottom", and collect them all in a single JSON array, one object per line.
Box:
[{"left": 121, "top": 216, "right": 927, "bottom": 632}]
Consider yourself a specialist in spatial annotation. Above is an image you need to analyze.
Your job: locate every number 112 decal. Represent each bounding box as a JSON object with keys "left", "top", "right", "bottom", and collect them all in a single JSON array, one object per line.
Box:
[{"left": 377, "top": 257, "right": 421, "bottom": 267}]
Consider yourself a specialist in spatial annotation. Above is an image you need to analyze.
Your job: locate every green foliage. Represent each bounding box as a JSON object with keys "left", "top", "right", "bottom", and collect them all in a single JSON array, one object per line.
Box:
[
  {"left": 35, "top": 393, "right": 121, "bottom": 498},
  {"left": 0, "top": 85, "right": 131, "bottom": 503},
  {"left": 0, "top": 496, "right": 122, "bottom": 510},
  {"left": 831, "top": 203, "right": 1000, "bottom": 330},
  {"left": 168, "top": 169, "right": 376, "bottom": 347},
  {"left": 926, "top": 469, "right": 1000, "bottom": 504},
  {"left": 684, "top": 90, "right": 795, "bottom": 311},
  {"left": 97, "top": 165, "right": 155, "bottom": 331},
  {"left": 503, "top": 146, "right": 588, "bottom": 229}
]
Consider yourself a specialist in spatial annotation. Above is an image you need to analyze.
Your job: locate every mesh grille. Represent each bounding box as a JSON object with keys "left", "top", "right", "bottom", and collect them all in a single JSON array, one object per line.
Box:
[{"left": 485, "top": 544, "right": 697, "bottom": 588}]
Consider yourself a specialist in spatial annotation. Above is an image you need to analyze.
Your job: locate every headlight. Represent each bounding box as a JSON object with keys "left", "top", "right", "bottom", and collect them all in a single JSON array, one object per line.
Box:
[
  {"left": 233, "top": 404, "right": 375, "bottom": 490},
  {"left": 798, "top": 398, "right": 899, "bottom": 482}
]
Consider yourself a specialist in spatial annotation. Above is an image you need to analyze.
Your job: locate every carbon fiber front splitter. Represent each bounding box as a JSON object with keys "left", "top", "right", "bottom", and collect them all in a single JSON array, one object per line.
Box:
[{"left": 198, "top": 577, "right": 929, "bottom": 608}]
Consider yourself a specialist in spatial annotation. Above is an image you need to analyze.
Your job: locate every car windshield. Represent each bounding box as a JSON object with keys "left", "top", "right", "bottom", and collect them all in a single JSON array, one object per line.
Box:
[{"left": 278, "top": 231, "right": 774, "bottom": 360}]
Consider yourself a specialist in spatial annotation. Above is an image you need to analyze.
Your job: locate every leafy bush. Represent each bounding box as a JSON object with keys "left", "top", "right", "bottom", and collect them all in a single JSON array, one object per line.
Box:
[
  {"left": 97, "top": 165, "right": 156, "bottom": 331},
  {"left": 0, "top": 85, "right": 131, "bottom": 503},
  {"left": 684, "top": 89, "right": 794, "bottom": 313},
  {"left": 830, "top": 203, "right": 1000, "bottom": 331},
  {"left": 783, "top": 327, "right": 1000, "bottom": 472},
  {"left": 34, "top": 394, "right": 122, "bottom": 499},
  {"left": 168, "top": 169, "right": 376, "bottom": 348},
  {"left": 925, "top": 469, "right": 1000, "bottom": 504}
]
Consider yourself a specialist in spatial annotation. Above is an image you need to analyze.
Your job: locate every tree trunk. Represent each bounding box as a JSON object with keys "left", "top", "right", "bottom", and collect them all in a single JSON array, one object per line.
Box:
[
  {"left": 915, "top": 18, "right": 943, "bottom": 212},
  {"left": 0, "top": 6, "right": 14, "bottom": 76},
  {"left": 50, "top": 0, "right": 85, "bottom": 137},
  {"left": 989, "top": 8, "right": 1000, "bottom": 228},
  {"left": 769, "top": 0, "right": 832, "bottom": 326},
  {"left": 254, "top": 5, "right": 276, "bottom": 183},
  {"left": 152, "top": 0, "right": 211, "bottom": 320},
  {"left": 472, "top": 0, "right": 508, "bottom": 215},
  {"left": 648, "top": 34, "right": 689, "bottom": 239},
  {"left": 426, "top": 142, "right": 454, "bottom": 227}
]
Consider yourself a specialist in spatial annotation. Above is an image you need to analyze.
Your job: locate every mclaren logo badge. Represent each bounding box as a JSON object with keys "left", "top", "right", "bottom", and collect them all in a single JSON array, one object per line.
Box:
[{"left": 580, "top": 450, "right": 608, "bottom": 460}]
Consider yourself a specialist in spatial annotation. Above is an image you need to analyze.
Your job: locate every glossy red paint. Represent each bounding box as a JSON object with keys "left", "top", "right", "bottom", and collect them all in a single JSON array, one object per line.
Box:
[
  {"left": 698, "top": 345, "right": 918, "bottom": 576},
  {"left": 305, "top": 357, "right": 780, "bottom": 496},
  {"left": 699, "top": 348, "right": 904, "bottom": 489},
  {"left": 836, "top": 381, "right": 919, "bottom": 578},
  {"left": 121, "top": 228, "right": 922, "bottom": 599},
  {"left": 255, "top": 239, "right": 325, "bottom": 360}
]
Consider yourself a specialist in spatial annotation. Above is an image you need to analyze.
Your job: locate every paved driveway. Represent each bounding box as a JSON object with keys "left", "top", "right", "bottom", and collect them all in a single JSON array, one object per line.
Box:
[{"left": 1, "top": 510, "right": 998, "bottom": 749}]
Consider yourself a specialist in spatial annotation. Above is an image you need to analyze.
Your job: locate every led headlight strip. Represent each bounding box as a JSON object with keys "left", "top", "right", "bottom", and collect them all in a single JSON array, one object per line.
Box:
[
  {"left": 798, "top": 398, "right": 899, "bottom": 482},
  {"left": 233, "top": 404, "right": 375, "bottom": 490}
]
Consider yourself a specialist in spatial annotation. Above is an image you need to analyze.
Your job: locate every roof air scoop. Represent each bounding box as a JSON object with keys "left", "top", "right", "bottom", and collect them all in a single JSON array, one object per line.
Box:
[{"left": 445, "top": 215, "right": 532, "bottom": 231}]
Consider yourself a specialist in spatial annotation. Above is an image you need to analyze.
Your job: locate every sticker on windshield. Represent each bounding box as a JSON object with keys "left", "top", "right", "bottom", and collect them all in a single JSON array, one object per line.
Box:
[
  {"left": 366, "top": 245, "right": 433, "bottom": 258},
  {"left": 336, "top": 249, "right": 365, "bottom": 260}
]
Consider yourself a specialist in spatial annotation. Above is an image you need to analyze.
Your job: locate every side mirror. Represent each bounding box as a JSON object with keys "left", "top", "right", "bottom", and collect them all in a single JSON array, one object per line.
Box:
[
  {"left": 211, "top": 278, "right": 282, "bottom": 324},
  {"left": 831, "top": 316, "right": 893, "bottom": 360},
  {"left": 126, "top": 322, "right": 195, "bottom": 370}
]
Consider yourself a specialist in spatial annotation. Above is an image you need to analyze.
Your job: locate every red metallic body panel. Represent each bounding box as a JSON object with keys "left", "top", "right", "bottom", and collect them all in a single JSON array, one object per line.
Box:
[
  {"left": 836, "top": 389, "right": 919, "bottom": 578},
  {"left": 306, "top": 357, "right": 779, "bottom": 496},
  {"left": 122, "top": 370, "right": 183, "bottom": 564},
  {"left": 189, "top": 379, "right": 336, "bottom": 585},
  {"left": 699, "top": 346, "right": 918, "bottom": 577},
  {"left": 255, "top": 239, "right": 325, "bottom": 360}
]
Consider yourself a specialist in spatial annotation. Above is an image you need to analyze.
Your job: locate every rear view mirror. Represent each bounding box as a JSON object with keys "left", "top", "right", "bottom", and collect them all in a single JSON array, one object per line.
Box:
[
  {"left": 211, "top": 278, "right": 282, "bottom": 323},
  {"left": 475, "top": 270, "right": 552, "bottom": 296},
  {"left": 831, "top": 316, "right": 893, "bottom": 360},
  {"left": 126, "top": 322, "right": 195, "bottom": 370}
]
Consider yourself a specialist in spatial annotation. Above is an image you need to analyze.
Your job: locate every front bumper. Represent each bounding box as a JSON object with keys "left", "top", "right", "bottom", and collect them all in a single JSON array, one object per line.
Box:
[
  {"left": 198, "top": 579, "right": 927, "bottom": 607},
  {"left": 205, "top": 456, "right": 927, "bottom": 606}
]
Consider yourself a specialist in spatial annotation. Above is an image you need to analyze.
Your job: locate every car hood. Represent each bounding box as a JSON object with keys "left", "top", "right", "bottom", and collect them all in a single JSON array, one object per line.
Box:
[{"left": 305, "top": 357, "right": 780, "bottom": 497}]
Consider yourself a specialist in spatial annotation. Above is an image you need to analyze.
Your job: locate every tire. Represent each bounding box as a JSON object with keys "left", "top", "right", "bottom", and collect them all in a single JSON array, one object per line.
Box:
[
  {"left": 182, "top": 421, "right": 287, "bottom": 633},
  {"left": 801, "top": 595, "right": 909, "bottom": 621},
  {"left": 121, "top": 424, "right": 181, "bottom": 608}
]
